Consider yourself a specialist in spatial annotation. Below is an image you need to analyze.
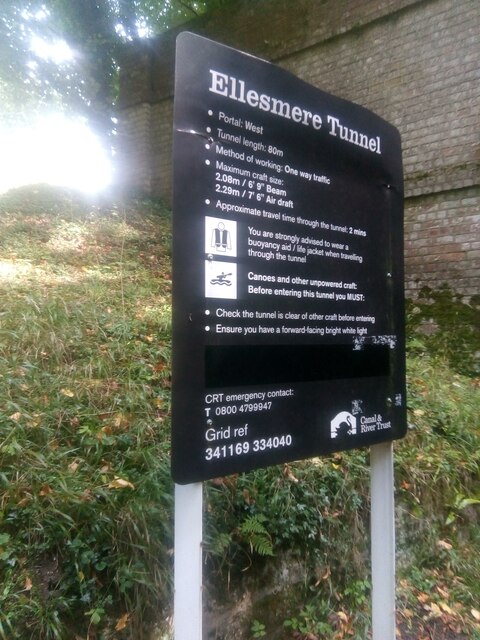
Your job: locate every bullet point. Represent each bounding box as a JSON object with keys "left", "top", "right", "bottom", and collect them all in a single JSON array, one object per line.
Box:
[
  {"left": 208, "top": 110, "right": 213, "bottom": 116},
  {"left": 205, "top": 310, "right": 210, "bottom": 316},
  {"left": 205, "top": 199, "right": 210, "bottom": 205},
  {"left": 205, "top": 159, "right": 210, "bottom": 165},
  {"left": 205, "top": 326, "right": 210, "bottom": 332},
  {"left": 206, "top": 127, "right": 211, "bottom": 133},
  {"left": 205, "top": 144, "right": 210, "bottom": 150}
]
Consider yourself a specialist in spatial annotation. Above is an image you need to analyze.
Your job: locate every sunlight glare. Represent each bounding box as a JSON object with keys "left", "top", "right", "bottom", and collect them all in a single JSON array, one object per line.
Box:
[
  {"left": 0, "top": 115, "right": 112, "bottom": 195},
  {"left": 30, "top": 35, "right": 74, "bottom": 64}
]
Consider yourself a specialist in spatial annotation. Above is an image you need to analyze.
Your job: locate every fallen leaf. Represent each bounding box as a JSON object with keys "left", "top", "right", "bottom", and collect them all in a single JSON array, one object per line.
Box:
[
  {"left": 27, "top": 415, "right": 41, "bottom": 428},
  {"left": 436, "top": 585, "right": 449, "bottom": 598},
  {"left": 9, "top": 412, "right": 22, "bottom": 422},
  {"left": 115, "top": 613, "right": 130, "bottom": 631},
  {"left": 242, "top": 489, "right": 252, "bottom": 505},
  {"left": 108, "top": 477, "right": 135, "bottom": 490},
  {"left": 68, "top": 460, "right": 79, "bottom": 473},
  {"left": 437, "top": 539, "right": 453, "bottom": 551},
  {"left": 314, "top": 570, "right": 328, "bottom": 586},
  {"left": 439, "top": 601, "right": 455, "bottom": 615},
  {"left": 39, "top": 484, "right": 53, "bottom": 496},
  {"left": 283, "top": 464, "right": 299, "bottom": 483},
  {"left": 471, "top": 608, "right": 480, "bottom": 622},
  {"left": 60, "top": 388, "right": 75, "bottom": 397},
  {"left": 24, "top": 576, "right": 33, "bottom": 591},
  {"left": 113, "top": 413, "right": 129, "bottom": 429},
  {"left": 428, "top": 602, "right": 442, "bottom": 618}
]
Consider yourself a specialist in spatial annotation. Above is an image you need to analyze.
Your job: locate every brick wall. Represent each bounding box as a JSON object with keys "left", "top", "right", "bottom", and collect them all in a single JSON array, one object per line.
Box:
[
  {"left": 404, "top": 187, "right": 480, "bottom": 296},
  {"left": 116, "top": 0, "right": 480, "bottom": 297}
]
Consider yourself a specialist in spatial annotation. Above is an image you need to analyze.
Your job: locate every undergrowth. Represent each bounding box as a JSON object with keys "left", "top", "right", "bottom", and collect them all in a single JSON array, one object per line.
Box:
[
  {"left": 0, "top": 185, "right": 479, "bottom": 639},
  {"left": 0, "top": 186, "right": 173, "bottom": 639},
  {"left": 204, "top": 350, "right": 480, "bottom": 638}
]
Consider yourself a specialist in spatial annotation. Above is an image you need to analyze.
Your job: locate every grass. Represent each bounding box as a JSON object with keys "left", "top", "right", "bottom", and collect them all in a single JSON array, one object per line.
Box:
[
  {"left": 0, "top": 184, "right": 479, "bottom": 639},
  {"left": 0, "top": 186, "right": 173, "bottom": 639},
  {"left": 395, "top": 354, "right": 480, "bottom": 639}
]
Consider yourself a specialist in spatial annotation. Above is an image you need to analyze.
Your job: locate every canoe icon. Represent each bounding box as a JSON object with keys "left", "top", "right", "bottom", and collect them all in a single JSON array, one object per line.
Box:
[{"left": 210, "top": 272, "right": 232, "bottom": 286}]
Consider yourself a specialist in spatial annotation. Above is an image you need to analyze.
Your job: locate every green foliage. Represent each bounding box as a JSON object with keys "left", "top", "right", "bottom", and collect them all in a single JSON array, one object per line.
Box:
[
  {"left": 238, "top": 514, "right": 274, "bottom": 557},
  {"left": 406, "top": 284, "right": 480, "bottom": 376},
  {"left": 0, "top": 0, "right": 236, "bottom": 132},
  {"left": 343, "top": 578, "right": 370, "bottom": 607},
  {"left": 394, "top": 348, "right": 480, "bottom": 634},
  {"left": 205, "top": 450, "right": 370, "bottom": 574},
  {"left": 250, "top": 619, "right": 266, "bottom": 638},
  {"left": 399, "top": 353, "right": 480, "bottom": 510},
  {"left": 0, "top": 187, "right": 174, "bottom": 638},
  {"left": 204, "top": 453, "right": 373, "bottom": 636},
  {"left": 283, "top": 603, "right": 334, "bottom": 637}
]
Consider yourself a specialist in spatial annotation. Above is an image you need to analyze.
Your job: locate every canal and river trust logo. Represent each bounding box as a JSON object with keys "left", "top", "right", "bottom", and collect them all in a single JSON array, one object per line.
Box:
[{"left": 330, "top": 411, "right": 357, "bottom": 439}]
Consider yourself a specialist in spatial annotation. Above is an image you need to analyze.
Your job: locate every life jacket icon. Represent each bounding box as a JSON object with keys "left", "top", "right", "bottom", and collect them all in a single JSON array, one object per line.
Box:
[{"left": 211, "top": 222, "right": 231, "bottom": 252}]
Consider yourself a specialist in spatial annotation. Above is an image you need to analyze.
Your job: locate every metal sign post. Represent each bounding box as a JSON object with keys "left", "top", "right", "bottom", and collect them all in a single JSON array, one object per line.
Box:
[
  {"left": 370, "top": 442, "right": 396, "bottom": 640},
  {"left": 174, "top": 482, "right": 203, "bottom": 640}
]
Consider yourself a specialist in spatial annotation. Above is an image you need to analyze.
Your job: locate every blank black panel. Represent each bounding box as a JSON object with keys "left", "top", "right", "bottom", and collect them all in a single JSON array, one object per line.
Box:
[{"left": 205, "top": 344, "right": 390, "bottom": 387}]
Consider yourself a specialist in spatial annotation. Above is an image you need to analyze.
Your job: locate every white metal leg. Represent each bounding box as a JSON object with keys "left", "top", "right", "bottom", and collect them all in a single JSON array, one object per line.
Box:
[
  {"left": 174, "top": 482, "right": 203, "bottom": 640},
  {"left": 370, "top": 442, "right": 396, "bottom": 640}
]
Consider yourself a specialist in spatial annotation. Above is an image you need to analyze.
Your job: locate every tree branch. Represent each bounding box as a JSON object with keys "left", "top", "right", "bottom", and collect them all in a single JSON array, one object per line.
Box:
[{"left": 177, "top": 1, "right": 200, "bottom": 17}]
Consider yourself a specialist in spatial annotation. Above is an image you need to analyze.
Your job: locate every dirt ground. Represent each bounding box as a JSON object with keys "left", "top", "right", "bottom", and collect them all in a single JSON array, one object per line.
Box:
[{"left": 397, "top": 619, "right": 470, "bottom": 639}]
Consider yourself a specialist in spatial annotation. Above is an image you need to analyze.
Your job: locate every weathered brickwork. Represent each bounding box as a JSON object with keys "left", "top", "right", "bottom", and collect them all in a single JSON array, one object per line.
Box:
[
  {"left": 404, "top": 187, "right": 480, "bottom": 297},
  {"left": 116, "top": 0, "right": 480, "bottom": 296},
  {"left": 150, "top": 101, "right": 174, "bottom": 198},
  {"left": 117, "top": 103, "right": 152, "bottom": 193}
]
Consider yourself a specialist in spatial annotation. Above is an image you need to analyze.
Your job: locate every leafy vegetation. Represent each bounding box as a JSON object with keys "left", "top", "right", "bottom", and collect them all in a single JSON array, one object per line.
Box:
[
  {"left": 0, "top": 186, "right": 174, "bottom": 638},
  {"left": 0, "top": 186, "right": 479, "bottom": 639},
  {"left": 0, "top": 0, "right": 235, "bottom": 133},
  {"left": 406, "top": 285, "right": 480, "bottom": 377},
  {"left": 204, "top": 352, "right": 480, "bottom": 638}
]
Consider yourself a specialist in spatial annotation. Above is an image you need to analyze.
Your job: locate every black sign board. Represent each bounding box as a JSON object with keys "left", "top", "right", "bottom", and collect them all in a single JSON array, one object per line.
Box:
[{"left": 172, "top": 32, "right": 406, "bottom": 484}]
